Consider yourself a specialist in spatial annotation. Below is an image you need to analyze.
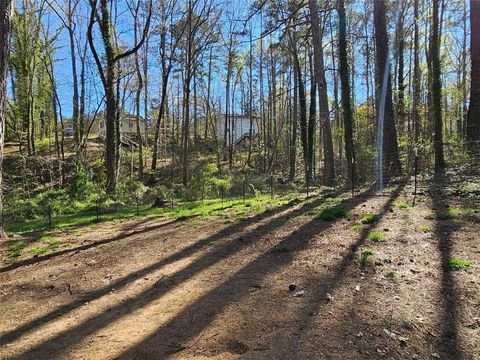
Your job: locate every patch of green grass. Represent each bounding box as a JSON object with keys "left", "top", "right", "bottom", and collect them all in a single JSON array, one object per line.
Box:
[
  {"left": 393, "top": 199, "right": 411, "bottom": 209},
  {"left": 385, "top": 270, "right": 397, "bottom": 279},
  {"left": 8, "top": 250, "right": 21, "bottom": 259},
  {"left": 443, "top": 258, "right": 472, "bottom": 271},
  {"left": 428, "top": 208, "right": 463, "bottom": 220},
  {"left": 317, "top": 206, "right": 348, "bottom": 221},
  {"left": 39, "top": 235, "right": 61, "bottom": 250},
  {"left": 382, "top": 257, "right": 393, "bottom": 264},
  {"left": 39, "top": 235, "right": 55, "bottom": 243},
  {"left": 9, "top": 241, "right": 26, "bottom": 252},
  {"left": 360, "top": 248, "right": 376, "bottom": 265},
  {"left": 367, "top": 231, "right": 386, "bottom": 243},
  {"left": 350, "top": 224, "right": 365, "bottom": 232},
  {"left": 418, "top": 225, "right": 432, "bottom": 233},
  {"left": 361, "top": 214, "right": 378, "bottom": 224},
  {"left": 273, "top": 244, "right": 290, "bottom": 253},
  {"left": 48, "top": 240, "right": 61, "bottom": 250},
  {"left": 7, "top": 241, "right": 26, "bottom": 259},
  {"left": 29, "top": 247, "right": 49, "bottom": 255}
]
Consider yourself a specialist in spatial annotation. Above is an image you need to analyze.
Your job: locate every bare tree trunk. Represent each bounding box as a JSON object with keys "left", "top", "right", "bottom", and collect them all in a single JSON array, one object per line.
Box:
[
  {"left": 412, "top": 0, "right": 421, "bottom": 142},
  {"left": 467, "top": 0, "right": 480, "bottom": 149},
  {"left": 431, "top": 0, "right": 445, "bottom": 174},
  {"left": 0, "top": 0, "right": 13, "bottom": 237},
  {"left": 133, "top": 3, "right": 144, "bottom": 180},
  {"left": 338, "top": 0, "right": 355, "bottom": 182},
  {"left": 374, "top": 0, "right": 401, "bottom": 176},
  {"left": 289, "top": 55, "right": 298, "bottom": 181},
  {"left": 87, "top": 0, "right": 151, "bottom": 193},
  {"left": 308, "top": 0, "right": 335, "bottom": 185},
  {"left": 67, "top": 5, "right": 80, "bottom": 146}
]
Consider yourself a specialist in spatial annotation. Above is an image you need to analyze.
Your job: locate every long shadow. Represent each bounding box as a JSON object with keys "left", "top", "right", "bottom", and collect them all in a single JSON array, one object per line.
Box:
[
  {"left": 0, "top": 216, "right": 193, "bottom": 273},
  {"left": 429, "top": 178, "right": 464, "bottom": 358},
  {"left": 112, "top": 187, "right": 385, "bottom": 359},
  {"left": 0, "top": 196, "right": 307, "bottom": 347},
  {"left": 9, "top": 189, "right": 374, "bottom": 359},
  {"left": 0, "top": 201, "right": 251, "bottom": 273},
  {"left": 265, "top": 182, "right": 406, "bottom": 357},
  {"left": 119, "top": 183, "right": 404, "bottom": 360}
]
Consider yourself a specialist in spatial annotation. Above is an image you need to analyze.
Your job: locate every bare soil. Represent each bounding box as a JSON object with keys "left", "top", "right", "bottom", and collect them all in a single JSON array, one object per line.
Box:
[{"left": 0, "top": 181, "right": 479, "bottom": 360}]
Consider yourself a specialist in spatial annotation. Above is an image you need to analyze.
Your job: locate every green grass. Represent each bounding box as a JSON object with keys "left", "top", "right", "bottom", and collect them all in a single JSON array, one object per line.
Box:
[
  {"left": 443, "top": 258, "right": 472, "bottom": 271},
  {"left": 360, "top": 248, "right": 376, "bottom": 265},
  {"left": 393, "top": 199, "right": 411, "bottom": 209},
  {"left": 29, "top": 247, "right": 49, "bottom": 255},
  {"left": 316, "top": 206, "right": 348, "bottom": 221},
  {"left": 350, "top": 224, "right": 365, "bottom": 232},
  {"left": 361, "top": 214, "right": 378, "bottom": 224},
  {"left": 6, "top": 194, "right": 300, "bottom": 236},
  {"left": 367, "top": 231, "right": 386, "bottom": 243},
  {"left": 428, "top": 208, "right": 464, "bottom": 220},
  {"left": 418, "top": 225, "right": 432, "bottom": 233},
  {"left": 9, "top": 241, "right": 26, "bottom": 252},
  {"left": 7, "top": 241, "right": 26, "bottom": 258}
]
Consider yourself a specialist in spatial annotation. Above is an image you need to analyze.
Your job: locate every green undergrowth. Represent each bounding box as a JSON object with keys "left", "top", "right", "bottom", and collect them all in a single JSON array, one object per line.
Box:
[
  {"left": 6, "top": 194, "right": 301, "bottom": 237},
  {"left": 5, "top": 235, "right": 71, "bottom": 260}
]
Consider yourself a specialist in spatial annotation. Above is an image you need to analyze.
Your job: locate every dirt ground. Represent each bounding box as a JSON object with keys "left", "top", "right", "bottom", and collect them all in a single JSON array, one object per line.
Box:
[{"left": 0, "top": 179, "right": 479, "bottom": 360}]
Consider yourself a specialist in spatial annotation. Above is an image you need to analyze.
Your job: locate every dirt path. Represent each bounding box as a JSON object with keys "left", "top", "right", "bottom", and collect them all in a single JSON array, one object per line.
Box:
[{"left": 0, "top": 184, "right": 479, "bottom": 359}]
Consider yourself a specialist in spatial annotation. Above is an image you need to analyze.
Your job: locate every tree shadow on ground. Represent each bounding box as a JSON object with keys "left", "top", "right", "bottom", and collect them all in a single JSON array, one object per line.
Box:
[
  {"left": 429, "top": 177, "right": 464, "bottom": 359},
  {"left": 100, "top": 188, "right": 378, "bottom": 359},
  {"left": 0, "top": 216, "right": 193, "bottom": 273},
  {"left": 9, "top": 189, "right": 373, "bottom": 359},
  {"left": 216, "top": 181, "right": 406, "bottom": 359},
  {"left": 0, "top": 197, "right": 301, "bottom": 347}
]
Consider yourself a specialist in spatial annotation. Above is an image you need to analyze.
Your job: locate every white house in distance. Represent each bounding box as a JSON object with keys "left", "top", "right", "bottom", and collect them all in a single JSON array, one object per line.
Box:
[
  {"left": 90, "top": 112, "right": 146, "bottom": 144},
  {"left": 216, "top": 114, "right": 259, "bottom": 148}
]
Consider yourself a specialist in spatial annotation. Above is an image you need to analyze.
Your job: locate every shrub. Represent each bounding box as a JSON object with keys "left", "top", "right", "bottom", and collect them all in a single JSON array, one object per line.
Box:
[
  {"left": 68, "top": 168, "right": 102, "bottom": 201},
  {"left": 187, "top": 163, "right": 232, "bottom": 200},
  {"left": 116, "top": 178, "right": 148, "bottom": 205}
]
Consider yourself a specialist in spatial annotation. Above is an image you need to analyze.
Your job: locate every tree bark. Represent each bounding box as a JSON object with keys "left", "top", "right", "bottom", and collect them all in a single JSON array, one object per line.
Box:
[
  {"left": 0, "top": 0, "right": 13, "bottom": 237},
  {"left": 467, "top": 0, "right": 480, "bottom": 148},
  {"left": 338, "top": 0, "right": 355, "bottom": 182},
  {"left": 308, "top": 0, "right": 335, "bottom": 185},
  {"left": 431, "top": 0, "right": 445, "bottom": 174},
  {"left": 373, "top": 0, "right": 401, "bottom": 176},
  {"left": 412, "top": 0, "right": 421, "bottom": 142}
]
